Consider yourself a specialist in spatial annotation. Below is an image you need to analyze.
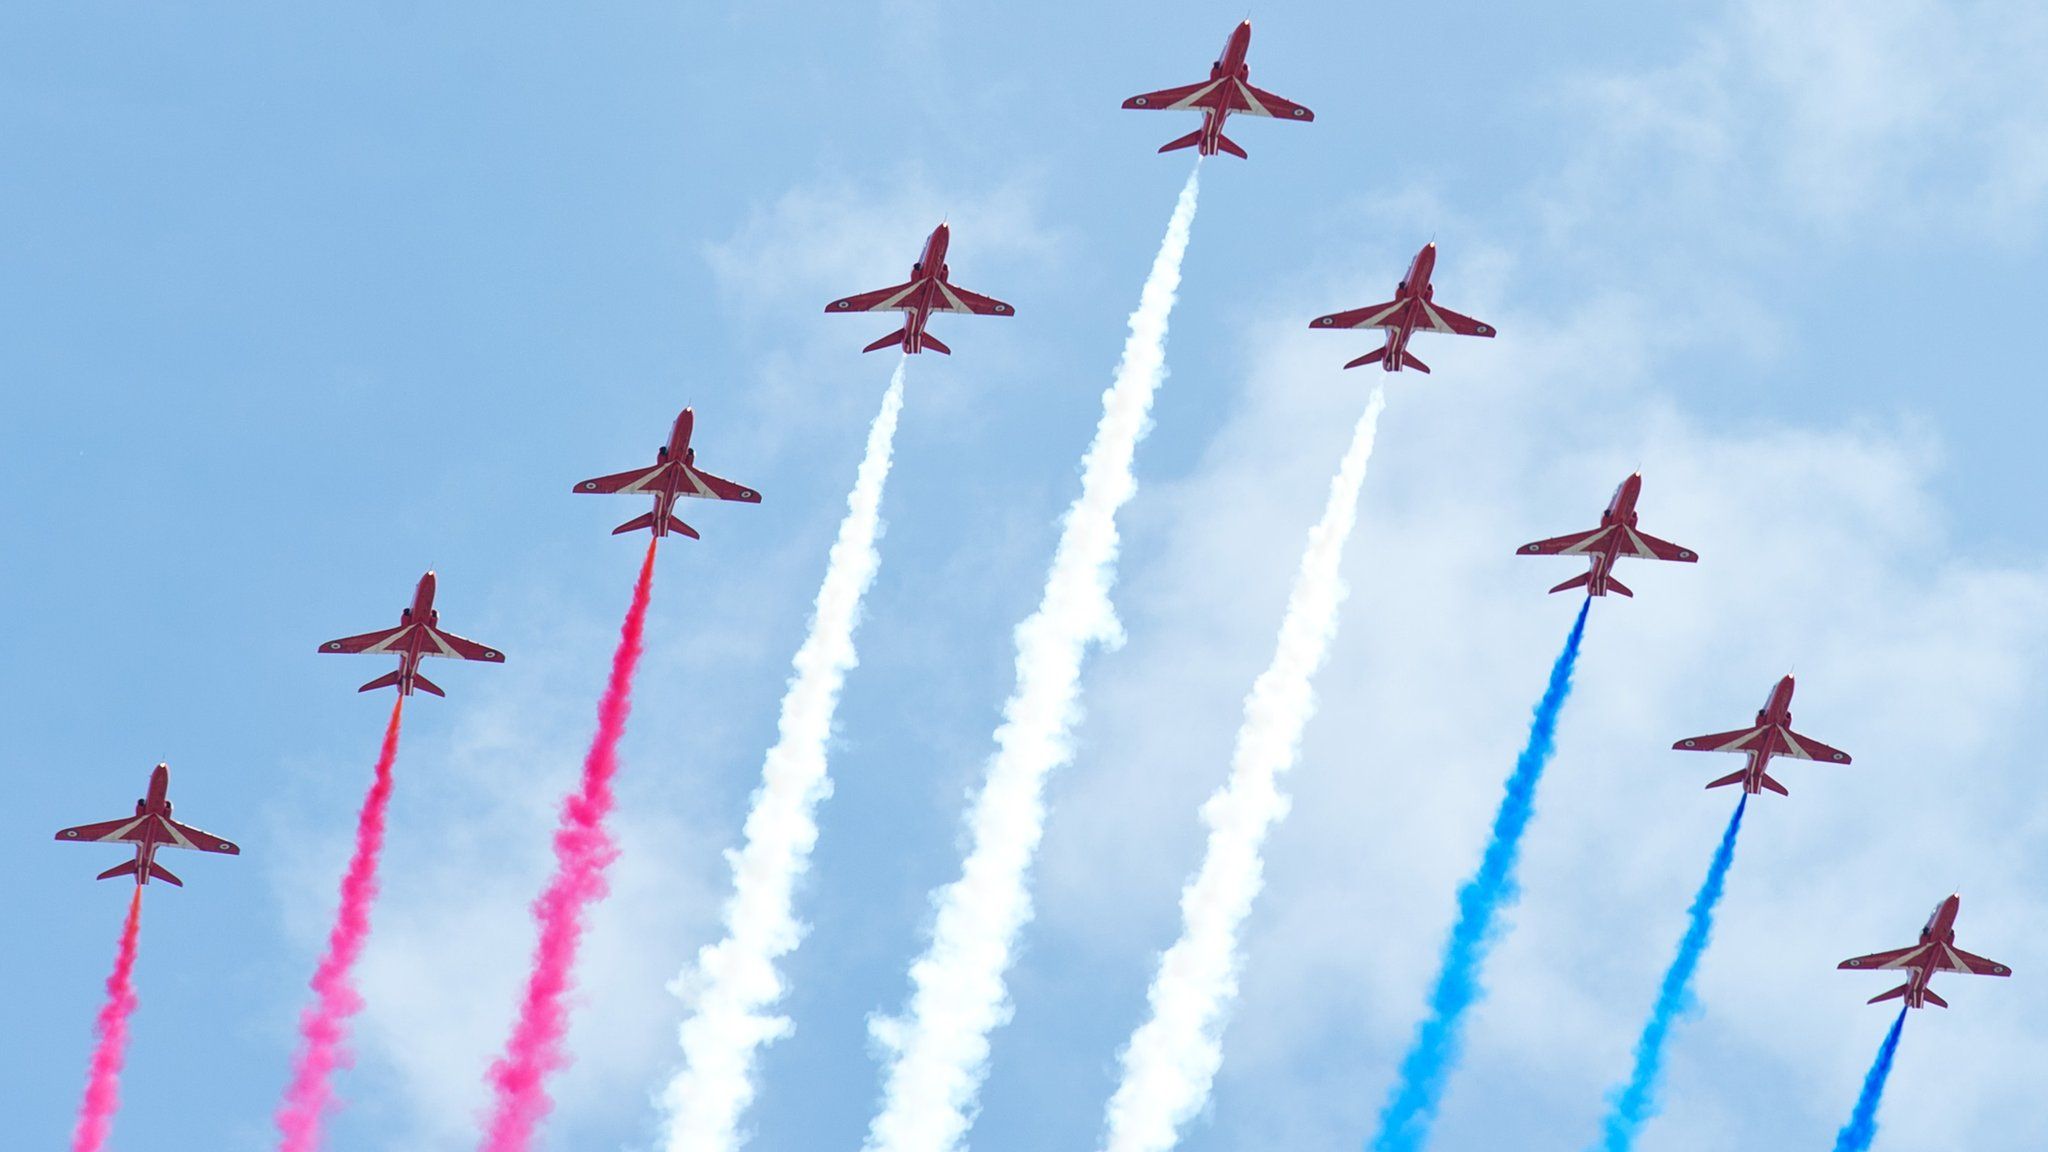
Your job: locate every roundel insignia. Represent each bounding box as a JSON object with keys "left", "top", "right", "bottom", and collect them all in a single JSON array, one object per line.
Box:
[
  {"left": 1478, "top": 325, "right": 1493, "bottom": 334},
  {"left": 1833, "top": 752, "right": 1846, "bottom": 761},
  {"left": 1523, "top": 544, "right": 1538, "bottom": 552},
  {"left": 326, "top": 642, "right": 342, "bottom": 650},
  {"left": 581, "top": 481, "right": 597, "bottom": 490},
  {"left": 1291, "top": 108, "right": 1307, "bottom": 117},
  {"left": 64, "top": 830, "right": 79, "bottom": 838},
  {"left": 1679, "top": 550, "right": 1694, "bottom": 559},
  {"left": 1995, "top": 965, "right": 2008, "bottom": 974},
  {"left": 1847, "top": 958, "right": 1862, "bottom": 966},
  {"left": 995, "top": 304, "right": 1009, "bottom": 312},
  {"left": 219, "top": 842, "right": 233, "bottom": 851},
  {"left": 742, "top": 490, "right": 755, "bottom": 498},
  {"left": 1318, "top": 317, "right": 1334, "bottom": 325},
  {"left": 1134, "top": 97, "right": 1149, "bottom": 106},
  {"left": 1683, "top": 739, "right": 1698, "bottom": 747},
  {"left": 484, "top": 651, "right": 500, "bottom": 660},
  {"left": 835, "top": 301, "right": 850, "bottom": 309}
]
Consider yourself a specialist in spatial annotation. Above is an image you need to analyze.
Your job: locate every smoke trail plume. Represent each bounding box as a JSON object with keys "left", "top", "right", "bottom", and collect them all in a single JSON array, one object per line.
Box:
[
  {"left": 1590, "top": 794, "right": 1749, "bottom": 1152},
  {"left": 863, "top": 165, "right": 1202, "bottom": 1152},
  {"left": 71, "top": 886, "right": 144, "bottom": 1152},
  {"left": 1372, "top": 597, "right": 1593, "bottom": 1152},
  {"left": 480, "top": 537, "right": 659, "bottom": 1152},
  {"left": 659, "top": 366, "right": 907, "bottom": 1152},
  {"left": 1831, "top": 1008, "right": 1908, "bottom": 1152},
  {"left": 276, "top": 696, "right": 407, "bottom": 1152},
  {"left": 1100, "top": 388, "right": 1386, "bottom": 1152}
]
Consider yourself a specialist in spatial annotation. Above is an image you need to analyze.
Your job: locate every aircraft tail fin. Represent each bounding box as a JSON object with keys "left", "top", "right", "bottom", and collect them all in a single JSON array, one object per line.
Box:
[
  {"left": 1606, "top": 574, "right": 1634, "bottom": 598},
  {"left": 1759, "top": 772, "right": 1789, "bottom": 796},
  {"left": 667, "top": 515, "right": 701, "bottom": 539},
  {"left": 921, "top": 332, "right": 952, "bottom": 356},
  {"left": 1868, "top": 983, "right": 1909, "bottom": 1005},
  {"left": 1923, "top": 987, "right": 1948, "bottom": 1008},
  {"left": 1158, "top": 129, "right": 1205, "bottom": 154},
  {"left": 863, "top": 328, "right": 909, "bottom": 354},
  {"left": 96, "top": 860, "right": 139, "bottom": 883},
  {"left": 1215, "top": 134, "right": 1248, "bottom": 160},
  {"left": 1705, "top": 769, "right": 1750, "bottom": 790},
  {"left": 412, "top": 672, "right": 445, "bottom": 699},
  {"left": 1400, "top": 350, "right": 1431, "bottom": 373},
  {"left": 613, "top": 512, "right": 657, "bottom": 536},
  {"left": 358, "top": 670, "right": 404, "bottom": 694},
  {"left": 149, "top": 862, "right": 183, "bottom": 886},
  {"left": 1548, "top": 571, "right": 1593, "bottom": 596},
  {"left": 1343, "top": 346, "right": 1388, "bottom": 370}
]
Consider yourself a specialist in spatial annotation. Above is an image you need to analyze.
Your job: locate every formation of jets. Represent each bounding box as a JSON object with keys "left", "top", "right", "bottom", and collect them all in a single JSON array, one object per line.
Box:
[{"left": 54, "top": 14, "right": 2003, "bottom": 1051}]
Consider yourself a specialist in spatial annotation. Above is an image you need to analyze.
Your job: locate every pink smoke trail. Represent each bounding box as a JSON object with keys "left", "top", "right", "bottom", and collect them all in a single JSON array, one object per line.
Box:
[
  {"left": 275, "top": 696, "right": 407, "bottom": 1152},
  {"left": 71, "top": 885, "right": 144, "bottom": 1152},
  {"left": 480, "top": 537, "right": 659, "bottom": 1152}
]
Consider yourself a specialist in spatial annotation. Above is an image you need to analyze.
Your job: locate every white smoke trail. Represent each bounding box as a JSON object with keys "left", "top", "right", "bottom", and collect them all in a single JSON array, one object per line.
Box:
[
  {"left": 1099, "top": 387, "right": 1387, "bottom": 1152},
  {"left": 658, "top": 363, "right": 907, "bottom": 1152},
  {"left": 861, "top": 167, "right": 1203, "bottom": 1152}
]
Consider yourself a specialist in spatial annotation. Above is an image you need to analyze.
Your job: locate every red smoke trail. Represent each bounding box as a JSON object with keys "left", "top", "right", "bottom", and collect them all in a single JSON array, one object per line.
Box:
[
  {"left": 71, "top": 885, "right": 144, "bottom": 1152},
  {"left": 275, "top": 696, "right": 406, "bottom": 1152},
  {"left": 480, "top": 538, "right": 658, "bottom": 1152}
]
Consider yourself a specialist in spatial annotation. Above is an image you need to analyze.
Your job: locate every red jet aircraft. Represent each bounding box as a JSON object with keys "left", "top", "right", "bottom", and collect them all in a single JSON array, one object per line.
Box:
[
  {"left": 1121, "top": 20, "right": 1314, "bottom": 159},
  {"left": 55, "top": 763, "right": 240, "bottom": 887},
  {"left": 319, "top": 571, "right": 504, "bottom": 697},
  {"left": 1839, "top": 895, "right": 2010, "bottom": 1008},
  {"left": 825, "top": 223, "right": 1014, "bottom": 355},
  {"left": 1672, "top": 674, "right": 1851, "bottom": 796},
  {"left": 1309, "top": 243, "right": 1495, "bottom": 373},
  {"left": 1516, "top": 473, "right": 1697, "bottom": 597},
  {"left": 575, "top": 408, "right": 760, "bottom": 539}
]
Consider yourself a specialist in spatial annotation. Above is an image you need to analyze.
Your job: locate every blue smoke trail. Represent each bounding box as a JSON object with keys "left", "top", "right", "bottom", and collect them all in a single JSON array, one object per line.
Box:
[
  {"left": 1369, "top": 597, "right": 1592, "bottom": 1152},
  {"left": 1589, "top": 794, "right": 1749, "bottom": 1152},
  {"left": 1831, "top": 1008, "right": 1908, "bottom": 1152}
]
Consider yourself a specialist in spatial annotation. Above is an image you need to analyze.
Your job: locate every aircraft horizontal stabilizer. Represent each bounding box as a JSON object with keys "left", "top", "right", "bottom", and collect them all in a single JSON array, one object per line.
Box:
[
  {"left": 1606, "top": 575, "right": 1634, "bottom": 598},
  {"left": 96, "top": 860, "right": 139, "bottom": 882},
  {"left": 1549, "top": 572, "right": 1592, "bottom": 595},
  {"left": 1158, "top": 129, "right": 1205, "bottom": 154},
  {"left": 1923, "top": 987, "right": 1949, "bottom": 1008},
  {"left": 413, "top": 672, "right": 445, "bottom": 698},
  {"left": 1400, "top": 350, "right": 1431, "bottom": 373},
  {"left": 1344, "top": 347, "right": 1388, "bottom": 370},
  {"left": 1868, "top": 983, "right": 1909, "bottom": 1004},
  {"left": 358, "top": 670, "right": 404, "bottom": 694},
  {"left": 1216, "top": 134, "right": 1248, "bottom": 160},
  {"left": 921, "top": 333, "right": 952, "bottom": 356},
  {"left": 1760, "top": 772, "right": 1789, "bottom": 796},
  {"left": 1705, "top": 769, "right": 1749, "bottom": 790},
  {"left": 149, "top": 862, "right": 183, "bottom": 886},
  {"left": 863, "top": 328, "right": 909, "bottom": 354}
]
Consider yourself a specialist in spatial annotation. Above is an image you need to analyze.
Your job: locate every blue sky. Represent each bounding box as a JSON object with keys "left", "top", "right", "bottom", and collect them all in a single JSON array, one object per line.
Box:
[{"left": 3, "top": 2, "right": 2044, "bottom": 1150}]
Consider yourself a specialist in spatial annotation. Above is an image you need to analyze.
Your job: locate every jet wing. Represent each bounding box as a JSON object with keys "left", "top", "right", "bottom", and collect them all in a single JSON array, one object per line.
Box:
[
  {"left": 575, "top": 464, "right": 669, "bottom": 496},
  {"left": 1228, "top": 81, "right": 1314, "bottom": 121},
  {"left": 56, "top": 815, "right": 151, "bottom": 845},
  {"left": 826, "top": 281, "right": 920, "bottom": 314},
  {"left": 163, "top": 817, "right": 241, "bottom": 856},
  {"left": 1517, "top": 526, "right": 1614, "bottom": 556},
  {"left": 933, "top": 282, "right": 1016, "bottom": 317},
  {"left": 422, "top": 626, "right": 505, "bottom": 664},
  {"left": 1122, "top": 79, "right": 1222, "bottom": 112},
  {"left": 1779, "top": 727, "right": 1852, "bottom": 764},
  {"left": 679, "top": 466, "right": 761, "bottom": 504},
  {"left": 1839, "top": 944, "right": 1929, "bottom": 971},
  {"left": 1419, "top": 301, "right": 1496, "bottom": 338},
  {"left": 1945, "top": 946, "right": 2012, "bottom": 977},
  {"left": 319, "top": 625, "right": 412, "bottom": 655},
  {"left": 1616, "top": 529, "right": 1698, "bottom": 563},
  {"left": 1672, "top": 725, "right": 1769, "bottom": 753},
  {"left": 1310, "top": 300, "right": 1405, "bottom": 331}
]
